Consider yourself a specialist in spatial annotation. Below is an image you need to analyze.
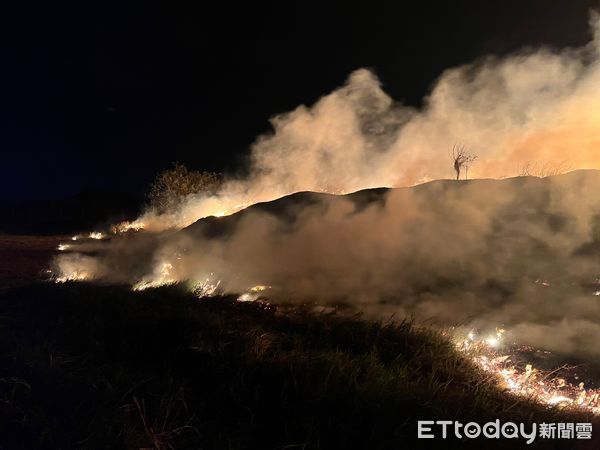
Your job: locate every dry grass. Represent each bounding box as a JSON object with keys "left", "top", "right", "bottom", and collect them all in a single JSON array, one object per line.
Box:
[{"left": 0, "top": 282, "right": 597, "bottom": 449}]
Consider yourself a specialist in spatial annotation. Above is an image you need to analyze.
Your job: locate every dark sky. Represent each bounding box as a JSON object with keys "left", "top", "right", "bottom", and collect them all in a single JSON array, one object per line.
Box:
[{"left": 2, "top": 0, "right": 598, "bottom": 200}]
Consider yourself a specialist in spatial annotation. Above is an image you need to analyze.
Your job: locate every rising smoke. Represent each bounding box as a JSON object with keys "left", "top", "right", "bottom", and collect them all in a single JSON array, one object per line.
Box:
[
  {"left": 56, "top": 13, "right": 600, "bottom": 357},
  {"left": 134, "top": 11, "right": 600, "bottom": 231}
]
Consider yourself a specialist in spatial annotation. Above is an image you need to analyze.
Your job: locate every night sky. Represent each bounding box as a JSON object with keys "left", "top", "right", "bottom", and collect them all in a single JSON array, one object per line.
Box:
[{"left": 2, "top": 1, "right": 597, "bottom": 200}]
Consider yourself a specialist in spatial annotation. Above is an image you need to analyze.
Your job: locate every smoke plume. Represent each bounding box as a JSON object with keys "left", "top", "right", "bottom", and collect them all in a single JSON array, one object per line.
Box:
[
  {"left": 56, "top": 13, "right": 600, "bottom": 358},
  {"left": 135, "top": 12, "right": 600, "bottom": 231}
]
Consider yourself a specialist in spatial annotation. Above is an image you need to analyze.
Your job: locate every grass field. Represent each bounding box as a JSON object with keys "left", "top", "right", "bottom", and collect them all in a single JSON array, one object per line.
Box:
[
  {"left": 1, "top": 235, "right": 598, "bottom": 449},
  {"left": 2, "top": 282, "right": 598, "bottom": 449}
]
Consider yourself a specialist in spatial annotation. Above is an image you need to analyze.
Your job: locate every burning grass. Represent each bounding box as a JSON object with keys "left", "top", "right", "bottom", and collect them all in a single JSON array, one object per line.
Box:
[
  {"left": 1, "top": 282, "right": 597, "bottom": 449},
  {"left": 455, "top": 329, "right": 600, "bottom": 415}
]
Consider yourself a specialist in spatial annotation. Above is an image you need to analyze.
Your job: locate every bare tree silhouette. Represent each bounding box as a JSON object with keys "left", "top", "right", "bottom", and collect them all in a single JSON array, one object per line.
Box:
[
  {"left": 450, "top": 145, "right": 477, "bottom": 180},
  {"left": 518, "top": 160, "right": 571, "bottom": 178}
]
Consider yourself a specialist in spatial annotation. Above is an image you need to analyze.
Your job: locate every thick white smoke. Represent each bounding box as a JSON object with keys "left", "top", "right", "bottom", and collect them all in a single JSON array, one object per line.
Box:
[
  {"left": 136, "top": 12, "right": 600, "bottom": 231},
  {"left": 56, "top": 170, "right": 600, "bottom": 356},
  {"left": 55, "top": 12, "right": 600, "bottom": 358}
]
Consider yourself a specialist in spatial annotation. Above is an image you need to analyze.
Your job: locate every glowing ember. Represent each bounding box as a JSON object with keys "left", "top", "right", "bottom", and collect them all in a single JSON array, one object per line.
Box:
[
  {"left": 236, "top": 285, "right": 272, "bottom": 302},
  {"left": 456, "top": 329, "right": 600, "bottom": 414},
  {"left": 250, "top": 285, "right": 270, "bottom": 292},
  {"left": 190, "top": 275, "right": 222, "bottom": 297},
  {"left": 132, "top": 279, "right": 177, "bottom": 291},
  {"left": 57, "top": 243, "right": 71, "bottom": 251},
  {"left": 547, "top": 395, "right": 572, "bottom": 405},
  {"left": 204, "top": 202, "right": 252, "bottom": 221},
  {"left": 88, "top": 231, "right": 105, "bottom": 240},
  {"left": 132, "top": 262, "right": 177, "bottom": 291},
  {"left": 111, "top": 220, "right": 145, "bottom": 234},
  {"left": 54, "top": 270, "right": 90, "bottom": 283},
  {"left": 236, "top": 293, "right": 256, "bottom": 302},
  {"left": 484, "top": 328, "right": 505, "bottom": 348}
]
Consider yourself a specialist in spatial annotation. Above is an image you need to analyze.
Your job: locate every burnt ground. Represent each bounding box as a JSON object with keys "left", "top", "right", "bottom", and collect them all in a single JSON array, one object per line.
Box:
[
  {"left": 0, "top": 190, "right": 139, "bottom": 287},
  {"left": 0, "top": 234, "right": 65, "bottom": 289}
]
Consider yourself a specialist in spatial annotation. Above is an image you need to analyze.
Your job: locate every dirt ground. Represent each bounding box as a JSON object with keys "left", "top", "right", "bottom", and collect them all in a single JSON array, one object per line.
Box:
[{"left": 0, "top": 234, "right": 67, "bottom": 288}]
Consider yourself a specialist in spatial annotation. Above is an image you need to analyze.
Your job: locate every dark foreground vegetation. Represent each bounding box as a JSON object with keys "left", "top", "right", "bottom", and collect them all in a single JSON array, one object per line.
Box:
[{"left": 1, "top": 283, "right": 597, "bottom": 449}]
